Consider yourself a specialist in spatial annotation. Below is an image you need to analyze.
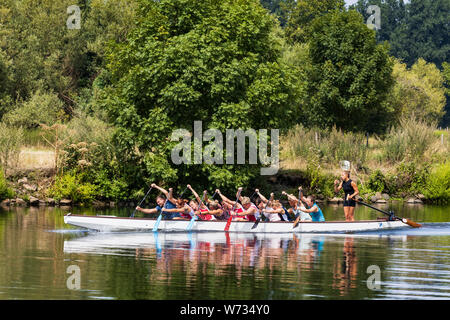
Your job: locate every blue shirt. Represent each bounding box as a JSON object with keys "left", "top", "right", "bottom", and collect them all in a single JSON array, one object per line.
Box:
[
  {"left": 156, "top": 200, "right": 181, "bottom": 219},
  {"left": 310, "top": 203, "right": 325, "bottom": 222}
]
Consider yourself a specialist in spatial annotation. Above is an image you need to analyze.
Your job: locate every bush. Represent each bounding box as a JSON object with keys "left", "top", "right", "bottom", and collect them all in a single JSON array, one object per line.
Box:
[
  {"left": 0, "top": 167, "right": 14, "bottom": 201},
  {"left": 92, "top": 168, "right": 130, "bottom": 201},
  {"left": 384, "top": 162, "right": 428, "bottom": 197},
  {"left": 48, "top": 172, "right": 98, "bottom": 205},
  {"left": 0, "top": 122, "right": 24, "bottom": 172},
  {"left": 2, "top": 90, "right": 64, "bottom": 128},
  {"left": 367, "top": 169, "right": 387, "bottom": 193},
  {"left": 383, "top": 117, "right": 437, "bottom": 163},
  {"left": 423, "top": 162, "right": 450, "bottom": 203},
  {"left": 282, "top": 124, "right": 368, "bottom": 169}
]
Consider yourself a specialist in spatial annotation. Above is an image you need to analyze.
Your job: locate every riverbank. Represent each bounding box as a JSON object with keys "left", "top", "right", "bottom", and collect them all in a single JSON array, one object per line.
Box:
[{"left": 0, "top": 167, "right": 435, "bottom": 209}]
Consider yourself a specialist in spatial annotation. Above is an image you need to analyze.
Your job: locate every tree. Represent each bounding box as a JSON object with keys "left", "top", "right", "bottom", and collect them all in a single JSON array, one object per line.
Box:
[
  {"left": 391, "top": 0, "right": 449, "bottom": 69},
  {"left": 353, "top": 0, "right": 450, "bottom": 69},
  {"left": 0, "top": 50, "right": 12, "bottom": 119},
  {"left": 98, "top": 0, "right": 298, "bottom": 191},
  {"left": 386, "top": 59, "right": 446, "bottom": 125},
  {"left": 352, "top": 0, "right": 408, "bottom": 43},
  {"left": 0, "top": 0, "right": 137, "bottom": 115},
  {"left": 284, "top": 0, "right": 345, "bottom": 43},
  {"left": 442, "top": 62, "right": 450, "bottom": 127},
  {"left": 303, "top": 9, "right": 395, "bottom": 134}
]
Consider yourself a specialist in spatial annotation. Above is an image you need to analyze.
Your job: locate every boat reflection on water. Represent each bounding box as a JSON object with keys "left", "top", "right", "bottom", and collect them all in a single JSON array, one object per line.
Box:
[{"left": 63, "top": 232, "right": 406, "bottom": 289}]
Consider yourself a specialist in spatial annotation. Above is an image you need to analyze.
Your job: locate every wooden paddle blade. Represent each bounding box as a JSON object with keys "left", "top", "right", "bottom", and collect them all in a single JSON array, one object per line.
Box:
[
  {"left": 402, "top": 218, "right": 422, "bottom": 228},
  {"left": 293, "top": 220, "right": 300, "bottom": 229}
]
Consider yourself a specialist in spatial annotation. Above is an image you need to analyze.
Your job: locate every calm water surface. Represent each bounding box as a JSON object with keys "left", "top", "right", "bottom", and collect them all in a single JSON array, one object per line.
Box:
[{"left": 0, "top": 203, "right": 449, "bottom": 300}]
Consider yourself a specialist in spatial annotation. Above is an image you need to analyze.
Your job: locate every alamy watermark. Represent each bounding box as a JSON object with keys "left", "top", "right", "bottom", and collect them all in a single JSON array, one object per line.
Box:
[
  {"left": 366, "top": 5, "right": 381, "bottom": 30},
  {"left": 66, "top": 264, "right": 81, "bottom": 290},
  {"left": 366, "top": 265, "right": 381, "bottom": 290},
  {"left": 66, "top": 5, "right": 81, "bottom": 30},
  {"left": 170, "top": 121, "right": 279, "bottom": 175}
]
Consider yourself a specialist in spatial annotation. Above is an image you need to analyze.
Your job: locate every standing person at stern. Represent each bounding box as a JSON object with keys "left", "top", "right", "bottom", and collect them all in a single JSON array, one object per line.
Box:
[{"left": 334, "top": 171, "right": 359, "bottom": 221}]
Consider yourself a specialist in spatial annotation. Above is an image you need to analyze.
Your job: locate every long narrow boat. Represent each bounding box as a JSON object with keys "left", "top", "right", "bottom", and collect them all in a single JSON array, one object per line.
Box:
[{"left": 63, "top": 213, "right": 409, "bottom": 233}]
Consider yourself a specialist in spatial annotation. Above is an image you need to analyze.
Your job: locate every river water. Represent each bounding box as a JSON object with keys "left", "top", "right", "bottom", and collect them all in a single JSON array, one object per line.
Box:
[{"left": 0, "top": 203, "right": 449, "bottom": 300}]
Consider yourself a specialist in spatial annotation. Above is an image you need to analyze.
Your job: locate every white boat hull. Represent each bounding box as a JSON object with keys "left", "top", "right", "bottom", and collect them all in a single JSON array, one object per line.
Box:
[{"left": 63, "top": 214, "right": 408, "bottom": 233}]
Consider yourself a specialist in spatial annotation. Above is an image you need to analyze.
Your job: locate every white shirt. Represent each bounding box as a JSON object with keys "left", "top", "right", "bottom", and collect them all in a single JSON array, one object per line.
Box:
[
  {"left": 262, "top": 208, "right": 282, "bottom": 222},
  {"left": 296, "top": 206, "right": 312, "bottom": 221}
]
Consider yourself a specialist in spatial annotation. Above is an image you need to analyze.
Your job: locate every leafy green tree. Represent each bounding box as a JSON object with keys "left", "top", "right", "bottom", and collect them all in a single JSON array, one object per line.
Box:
[
  {"left": 303, "top": 9, "right": 395, "bottom": 134},
  {"left": 2, "top": 90, "right": 65, "bottom": 128},
  {"left": 0, "top": 50, "right": 12, "bottom": 119},
  {"left": 284, "top": 0, "right": 345, "bottom": 43},
  {"left": 390, "top": 0, "right": 449, "bottom": 69},
  {"left": 386, "top": 58, "right": 446, "bottom": 125},
  {"left": 351, "top": 0, "right": 408, "bottom": 43},
  {"left": 98, "top": 0, "right": 298, "bottom": 191},
  {"left": 353, "top": 0, "right": 449, "bottom": 69},
  {"left": 443, "top": 62, "right": 450, "bottom": 126},
  {"left": 260, "top": 0, "right": 290, "bottom": 26},
  {"left": 0, "top": 0, "right": 136, "bottom": 114}
]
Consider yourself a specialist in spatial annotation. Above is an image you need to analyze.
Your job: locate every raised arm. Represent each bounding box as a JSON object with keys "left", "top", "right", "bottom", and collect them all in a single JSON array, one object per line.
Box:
[
  {"left": 298, "top": 187, "right": 308, "bottom": 204},
  {"left": 215, "top": 189, "right": 236, "bottom": 206},
  {"left": 152, "top": 183, "right": 176, "bottom": 203},
  {"left": 334, "top": 180, "right": 343, "bottom": 193},
  {"left": 282, "top": 191, "right": 298, "bottom": 203},
  {"left": 255, "top": 189, "right": 268, "bottom": 204},
  {"left": 187, "top": 184, "right": 201, "bottom": 203}
]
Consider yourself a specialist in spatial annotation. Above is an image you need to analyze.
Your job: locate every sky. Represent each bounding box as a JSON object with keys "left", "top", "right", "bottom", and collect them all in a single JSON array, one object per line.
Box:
[
  {"left": 345, "top": 0, "right": 411, "bottom": 6},
  {"left": 345, "top": 0, "right": 359, "bottom": 5}
]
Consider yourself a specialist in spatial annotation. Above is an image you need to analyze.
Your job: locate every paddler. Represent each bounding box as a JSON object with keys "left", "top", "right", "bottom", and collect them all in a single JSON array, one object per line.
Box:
[
  {"left": 334, "top": 171, "right": 359, "bottom": 221},
  {"left": 288, "top": 188, "right": 325, "bottom": 224},
  {"left": 215, "top": 189, "right": 259, "bottom": 222},
  {"left": 255, "top": 189, "right": 290, "bottom": 221},
  {"left": 187, "top": 185, "right": 216, "bottom": 221},
  {"left": 135, "top": 183, "right": 182, "bottom": 219},
  {"left": 282, "top": 191, "right": 312, "bottom": 222}
]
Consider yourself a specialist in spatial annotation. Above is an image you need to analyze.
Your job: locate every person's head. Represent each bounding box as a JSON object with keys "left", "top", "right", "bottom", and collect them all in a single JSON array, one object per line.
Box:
[
  {"left": 189, "top": 199, "right": 198, "bottom": 210},
  {"left": 156, "top": 195, "right": 165, "bottom": 207},
  {"left": 241, "top": 196, "right": 251, "bottom": 209},
  {"left": 222, "top": 202, "right": 231, "bottom": 210},
  {"left": 305, "top": 195, "right": 316, "bottom": 207},
  {"left": 341, "top": 171, "right": 350, "bottom": 181},
  {"left": 176, "top": 198, "right": 187, "bottom": 208},
  {"left": 288, "top": 199, "right": 297, "bottom": 208},
  {"left": 254, "top": 198, "right": 264, "bottom": 210},
  {"left": 272, "top": 200, "right": 282, "bottom": 209},
  {"left": 209, "top": 200, "right": 220, "bottom": 210}
]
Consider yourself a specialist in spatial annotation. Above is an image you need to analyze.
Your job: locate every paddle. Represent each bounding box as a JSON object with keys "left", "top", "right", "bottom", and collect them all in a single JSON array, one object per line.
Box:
[
  {"left": 153, "top": 198, "right": 168, "bottom": 232},
  {"left": 224, "top": 187, "right": 243, "bottom": 232},
  {"left": 293, "top": 187, "right": 304, "bottom": 229},
  {"left": 251, "top": 191, "right": 274, "bottom": 229},
  {"left": 187, "top": 190, "right": 208, "bottom": 231},
  {"left": 131, "top": 185, "right": 153, "bottom": 218},
  {"left": 355, "top": 198, "right": 422, "bottom": 228}
]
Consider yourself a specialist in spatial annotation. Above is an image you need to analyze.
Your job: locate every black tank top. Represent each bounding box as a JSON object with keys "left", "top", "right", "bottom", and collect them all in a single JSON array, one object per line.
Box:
[{"left": 342, "top": 179, "right": 355, "bottom": 198}]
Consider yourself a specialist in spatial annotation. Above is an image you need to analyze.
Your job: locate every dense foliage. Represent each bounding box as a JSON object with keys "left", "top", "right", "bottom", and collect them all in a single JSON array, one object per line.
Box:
[
  {"left": 304, "top": 9, "right": 395, "bottom": 134},
  {"left": 97, "top": 0, "right": 299, "bottom": 192},
  {"left": 0, "top": 0, "right": 448, "bottom": 202}
]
